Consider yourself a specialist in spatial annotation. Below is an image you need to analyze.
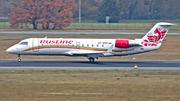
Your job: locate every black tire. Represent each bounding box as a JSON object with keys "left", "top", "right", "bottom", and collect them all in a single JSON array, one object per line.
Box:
[
  {"left": 89, "top": 58, "right": 94, "bottom": 63},
  {"left": 18, "top": 58, "right": 21, "bottom": 62}
]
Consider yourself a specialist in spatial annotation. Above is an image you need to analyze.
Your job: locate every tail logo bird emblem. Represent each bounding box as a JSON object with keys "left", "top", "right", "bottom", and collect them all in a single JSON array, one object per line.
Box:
[{"left": 141, "top": 28, "right": 167, "bottom": 46}]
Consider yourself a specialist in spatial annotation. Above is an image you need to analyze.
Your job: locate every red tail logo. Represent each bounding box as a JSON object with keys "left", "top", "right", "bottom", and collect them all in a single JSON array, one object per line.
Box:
[{"left": 141, "top": 28, "right": 167, "bottom": 46}]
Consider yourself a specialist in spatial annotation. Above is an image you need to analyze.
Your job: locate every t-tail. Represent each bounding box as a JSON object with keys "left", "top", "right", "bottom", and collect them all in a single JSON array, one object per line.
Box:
[{"left": 141, "top": 22, "right": 175, "bottom": 47}]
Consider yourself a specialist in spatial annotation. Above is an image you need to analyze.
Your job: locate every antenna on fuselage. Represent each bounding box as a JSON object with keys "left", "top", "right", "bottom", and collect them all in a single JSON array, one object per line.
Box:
[{"left": 45, "top": 36, "right": 47, "bottom": 39}]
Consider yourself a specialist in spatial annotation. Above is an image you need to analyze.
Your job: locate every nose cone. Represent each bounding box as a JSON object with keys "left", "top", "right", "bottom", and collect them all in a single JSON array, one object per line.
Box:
[
  {"left": 6, "top": 47, "right": 12, "bottom": 53},
  {"left": 6, "top": 46, "right": 19, "bottom": 54}
]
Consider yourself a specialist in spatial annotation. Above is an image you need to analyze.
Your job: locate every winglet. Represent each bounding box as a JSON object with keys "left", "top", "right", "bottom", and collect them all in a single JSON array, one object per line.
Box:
[{"left": 107, "top": 44, "right": 114, "bottom": 52}]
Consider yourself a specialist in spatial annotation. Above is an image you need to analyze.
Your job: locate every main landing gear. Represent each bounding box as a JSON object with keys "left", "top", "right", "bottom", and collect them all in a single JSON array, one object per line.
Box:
[
  {"left": 18, "top": 55, "right": 21, "bottom": 62},
  {"left": 89, "top": 58, "right": 95, "bottom": 63},
  {"left": 88, "top": 57, "right": 99, "bottom": 63}
]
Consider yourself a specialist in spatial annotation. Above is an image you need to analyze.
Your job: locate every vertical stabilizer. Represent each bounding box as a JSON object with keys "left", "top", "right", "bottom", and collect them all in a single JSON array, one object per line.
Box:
[{"left": 141, "top": 22, "right": 174, "bottom": 46}]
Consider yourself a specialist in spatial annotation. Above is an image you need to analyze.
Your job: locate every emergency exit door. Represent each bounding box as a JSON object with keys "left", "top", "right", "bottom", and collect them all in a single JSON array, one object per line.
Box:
[{"left": 76, "top": 42, "right": 80, "bottom": 49}]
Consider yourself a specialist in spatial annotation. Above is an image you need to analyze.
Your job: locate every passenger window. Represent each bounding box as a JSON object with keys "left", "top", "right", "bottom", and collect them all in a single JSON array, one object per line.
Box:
[
  {"left": 87, "top": 44, "right": 89, "bottom": 47},
  {"left": 97, "top": 44, "right": 98, "bottom": 47},
  {"left": 92, "top": 44, "right": 94, "bottom": 47},
  {"left": 72, "top": 44, "right": 74, "bottom": 47},
  {"left": 82, "top": 44, "right": 84, "bottom": 47},
  {"left": 102, "top": 44, "right": 104, "bottom": 47}
]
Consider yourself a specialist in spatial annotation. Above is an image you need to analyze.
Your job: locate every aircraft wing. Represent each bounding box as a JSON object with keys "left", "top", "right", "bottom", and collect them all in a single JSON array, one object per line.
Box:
[
  {"left": 64, "top": 50, "right": 103, "bottom": 55},
  {"left": 64, "top": 44, "right": 114, "bottom": 58}
]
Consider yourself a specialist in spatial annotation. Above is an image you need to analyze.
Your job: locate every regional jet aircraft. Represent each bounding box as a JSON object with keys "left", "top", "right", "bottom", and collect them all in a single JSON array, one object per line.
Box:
[{"left": 6, "top": 22, "right": 174, "bottom": 62}]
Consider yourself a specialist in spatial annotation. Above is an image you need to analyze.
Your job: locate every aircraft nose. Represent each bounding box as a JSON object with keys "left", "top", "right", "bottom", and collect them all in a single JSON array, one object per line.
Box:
[
  {"left": 6, "top": 46, "right": 18, "bottom": 53},
  {"left": 6, "top": 48, "right": 12, "bottom": 53},
  {"left": 6, "top": 45, "right": 20, "bottom": 54}
]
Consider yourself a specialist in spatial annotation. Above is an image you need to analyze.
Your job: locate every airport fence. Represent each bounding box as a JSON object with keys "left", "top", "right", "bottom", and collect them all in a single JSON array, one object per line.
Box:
[{"left": 0, "top": 18, "right": 180, "bottom": 30}]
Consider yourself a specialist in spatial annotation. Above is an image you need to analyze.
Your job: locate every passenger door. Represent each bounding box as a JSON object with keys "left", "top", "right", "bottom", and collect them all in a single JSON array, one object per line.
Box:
[{"left": 32, "top": 38, "right": 39, "bottom": 52}]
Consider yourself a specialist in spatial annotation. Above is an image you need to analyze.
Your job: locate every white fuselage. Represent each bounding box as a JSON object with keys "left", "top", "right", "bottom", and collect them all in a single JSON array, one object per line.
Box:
[{"left": 6, "top": 38, "right": 160, "bottom": 57}]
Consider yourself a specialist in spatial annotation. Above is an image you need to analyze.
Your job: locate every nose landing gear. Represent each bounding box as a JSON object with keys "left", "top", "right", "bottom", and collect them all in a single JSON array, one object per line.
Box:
[{"left": 18, "top": 55, "right": 21, "bottom": 62}]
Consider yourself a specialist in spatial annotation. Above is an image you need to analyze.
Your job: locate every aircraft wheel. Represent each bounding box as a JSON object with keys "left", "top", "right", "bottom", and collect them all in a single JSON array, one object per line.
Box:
[
  {"left": 18, "top": 58, "right": 21, "bottom": 62},
  {"left": 89, "top": 58, "right": 95, "bottom": 63},
  {"left": 18, "top": 55, "right": 21, "bottom": 62}
]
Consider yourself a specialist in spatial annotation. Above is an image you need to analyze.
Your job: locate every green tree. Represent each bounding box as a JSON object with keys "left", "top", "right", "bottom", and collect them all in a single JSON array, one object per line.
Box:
[
  {"left": 153, "top": 0, "right": 180, "bottom": 19},
  {"left": 73, "top": 0, "right": 101, "bottom": 21},
  {"left": 97, "top": 0, "right": 120, "bottom": 23},
  {"left": 119, "top": 0, "right": 149, "bottom": 19},
  {"left": 0, "top": 0, "right": 11, "bottom": 16}
]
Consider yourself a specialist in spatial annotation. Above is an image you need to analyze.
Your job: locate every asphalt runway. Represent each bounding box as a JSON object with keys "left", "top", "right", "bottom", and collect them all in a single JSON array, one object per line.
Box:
[{"left": 0, "top": 60, "right": 180, "bottom": 70}]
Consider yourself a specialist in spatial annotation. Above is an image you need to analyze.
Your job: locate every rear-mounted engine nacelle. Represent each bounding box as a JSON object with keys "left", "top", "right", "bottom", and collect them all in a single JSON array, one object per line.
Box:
[
  {"left": 115, "top": 39, "right": 129, "bottom": 48},
  {"left": 115, "top": 39, "right": 140, "bottom": 48}
]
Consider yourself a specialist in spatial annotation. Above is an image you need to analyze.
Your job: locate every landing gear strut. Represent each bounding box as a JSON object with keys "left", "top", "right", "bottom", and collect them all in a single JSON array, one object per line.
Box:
[
  {"left": 18, "top": 55, "right": 21, "bottom": 62},
  {"left": 89, "top": 58, "right": 95, "bottom": 63}
]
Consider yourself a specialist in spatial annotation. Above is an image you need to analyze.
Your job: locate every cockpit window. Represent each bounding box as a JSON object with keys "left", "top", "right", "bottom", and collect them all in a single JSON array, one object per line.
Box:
[{"left": 18, "top": 42, "right": 28, "bottom": 45}]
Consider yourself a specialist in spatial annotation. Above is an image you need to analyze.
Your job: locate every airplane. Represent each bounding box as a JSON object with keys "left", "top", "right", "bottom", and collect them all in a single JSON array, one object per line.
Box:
[{"left": 6, "top": 22, "right": 174, "bottom": 62}]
